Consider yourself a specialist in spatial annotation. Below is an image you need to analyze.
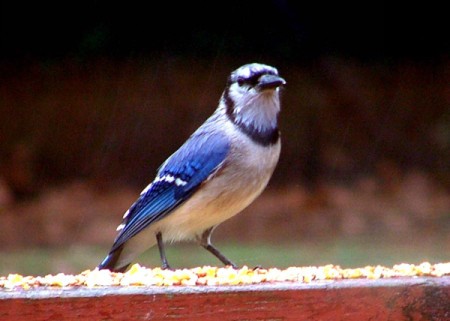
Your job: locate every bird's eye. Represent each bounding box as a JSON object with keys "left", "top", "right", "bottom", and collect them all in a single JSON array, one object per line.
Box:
[
  {"left": 247, "top": 75, "right": 260, "bottom": 87},
  {"left": 237, "top": 77, "right": 245, "bottom": 86}
]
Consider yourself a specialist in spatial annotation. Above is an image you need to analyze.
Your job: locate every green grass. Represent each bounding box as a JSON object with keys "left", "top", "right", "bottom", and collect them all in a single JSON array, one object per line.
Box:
[{"left": 1, "top": 235, "right": 448, "bottom": 276}]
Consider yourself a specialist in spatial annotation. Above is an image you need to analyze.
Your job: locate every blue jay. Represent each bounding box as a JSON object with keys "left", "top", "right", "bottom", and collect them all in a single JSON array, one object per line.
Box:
[{"left": 98, "top": 63, "right": 286, "bottom": 272}]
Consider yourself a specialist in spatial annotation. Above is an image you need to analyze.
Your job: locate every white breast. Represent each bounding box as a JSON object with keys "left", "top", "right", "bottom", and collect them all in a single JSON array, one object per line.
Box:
[{"left": 159, "top": 120, "right": 280, "bottom": 240}]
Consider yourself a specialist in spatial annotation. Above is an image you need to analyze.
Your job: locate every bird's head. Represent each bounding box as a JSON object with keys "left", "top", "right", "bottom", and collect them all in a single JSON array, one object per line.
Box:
[{"left": 223, "top": 63, "right": 286, "bottom": 133}]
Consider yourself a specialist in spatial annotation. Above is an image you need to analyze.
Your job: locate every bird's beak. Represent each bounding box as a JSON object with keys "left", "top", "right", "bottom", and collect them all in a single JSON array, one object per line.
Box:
[{"left": 257, "top": 74, "right": 286, "bottom": 90}]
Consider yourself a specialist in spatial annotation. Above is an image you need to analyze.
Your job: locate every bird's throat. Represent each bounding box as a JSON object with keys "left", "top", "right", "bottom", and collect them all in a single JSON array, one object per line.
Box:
[{"left": 223, "top": 91, "right": 280, "bottom": 146}]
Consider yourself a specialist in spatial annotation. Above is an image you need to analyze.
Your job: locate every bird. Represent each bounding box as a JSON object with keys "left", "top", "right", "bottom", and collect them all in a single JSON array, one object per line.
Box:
[{"left": 98, "top": 63, "right": 286, "bottom": 272}]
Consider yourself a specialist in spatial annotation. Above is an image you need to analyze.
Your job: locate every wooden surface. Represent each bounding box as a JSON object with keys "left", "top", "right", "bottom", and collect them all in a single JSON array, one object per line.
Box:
[{"left": 1, "top": 277, "right": 449, "bottom": 320}]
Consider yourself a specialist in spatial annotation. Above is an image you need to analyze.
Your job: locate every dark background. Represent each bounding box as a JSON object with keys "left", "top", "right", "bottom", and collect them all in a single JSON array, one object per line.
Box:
[
  {"left": 1, "top": 1, "right": 448, "bottom": 185},
  {"left": 0, "top": 1, "right": 448, "bottom": 273},
  {"left": 1, "top": 2, "right": 448, "bottom": 61}
]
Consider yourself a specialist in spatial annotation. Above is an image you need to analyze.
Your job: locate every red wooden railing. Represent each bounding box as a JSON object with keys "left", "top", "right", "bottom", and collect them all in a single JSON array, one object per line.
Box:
[{"left": 1, "top": 276, "right": 449, "bottom": 320}]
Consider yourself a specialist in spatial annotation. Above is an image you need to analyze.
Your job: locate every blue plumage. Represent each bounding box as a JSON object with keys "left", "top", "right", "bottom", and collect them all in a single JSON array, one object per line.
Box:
[
  {"left": 98, "top": 63, "right": 285, "bottom": 272},
  {"left": 110, "top": 131, "right": 230, "bottom": 252}
]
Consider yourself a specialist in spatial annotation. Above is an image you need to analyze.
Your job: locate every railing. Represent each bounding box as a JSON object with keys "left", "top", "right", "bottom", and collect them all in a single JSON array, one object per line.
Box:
[{"left": 1, "top": 276, "right": 449, "bottom": 320}]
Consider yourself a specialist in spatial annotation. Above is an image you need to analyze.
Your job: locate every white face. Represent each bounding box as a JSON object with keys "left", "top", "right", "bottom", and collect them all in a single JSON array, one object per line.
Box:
[{"left": 226, "top": 63, "right": 285, "bottom": 131}]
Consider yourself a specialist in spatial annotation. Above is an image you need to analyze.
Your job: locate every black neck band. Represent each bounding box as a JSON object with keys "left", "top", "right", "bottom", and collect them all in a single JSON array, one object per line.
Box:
[{"left": 223, "top": 89, "right": 280, "bottom": 146}]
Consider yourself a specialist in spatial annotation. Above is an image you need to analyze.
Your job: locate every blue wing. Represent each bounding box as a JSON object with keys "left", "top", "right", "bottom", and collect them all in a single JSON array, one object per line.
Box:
[{"left": 110, "top": 131, "right": 230, "bottom": 251}]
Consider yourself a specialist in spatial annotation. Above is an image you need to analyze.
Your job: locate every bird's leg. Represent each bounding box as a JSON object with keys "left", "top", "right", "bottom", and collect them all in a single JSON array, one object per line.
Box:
[
  {"left": 156, "top": 232, "right": 171, "bottom": 270},
  {"left": 200, "top": 227, "right": 238, "bottom": 269}
]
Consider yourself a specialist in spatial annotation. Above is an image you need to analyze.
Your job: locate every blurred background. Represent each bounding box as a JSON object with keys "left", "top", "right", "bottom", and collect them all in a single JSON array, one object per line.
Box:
[{"left": 0, "top": 1, "right": 449, "bottom": 275}]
